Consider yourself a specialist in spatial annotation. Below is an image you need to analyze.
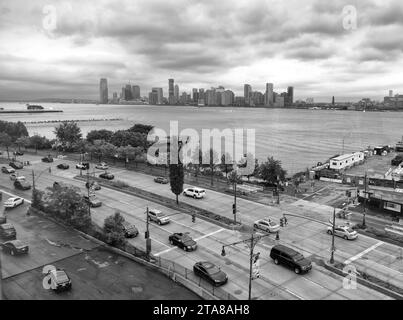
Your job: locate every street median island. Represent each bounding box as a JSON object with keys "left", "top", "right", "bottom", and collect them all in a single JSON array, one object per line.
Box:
[{"left": 74, "top": 175, "right": 242, "bottom": 230}]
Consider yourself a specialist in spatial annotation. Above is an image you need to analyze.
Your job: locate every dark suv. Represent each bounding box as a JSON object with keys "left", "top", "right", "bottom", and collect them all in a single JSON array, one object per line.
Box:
[
  {"left": 9, "top": 161, "right": 23, "bottom": 169},
  {"left": 270, "top": 245, "right": 312, "bottom": 274},
  {"left": 0, "top": 223, "right": 17, "bottom": 240},
  {"left": 391, "top": 155, "right": 403, "bottom": 166}
]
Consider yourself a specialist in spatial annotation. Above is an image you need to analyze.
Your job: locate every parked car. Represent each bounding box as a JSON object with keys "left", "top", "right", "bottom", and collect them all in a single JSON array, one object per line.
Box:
[
  {"left": 270, "top": 244, "right": 312, "bottom": 274},
  {"left": 122, "top": 221, "right": 139, "bottom": 238},
  {"left": 95, "top": 162, "right": 109, "bottom": 170},
  {"left": 4, "top": 197, "right": 24, "bottom": 209},
  {"left": 1, "top": 166, "right": 15, "bottom": 174},
  {"left": 42, "top": 155, "right": 54, "bottom": 163},
  {"left": 9, "top": 174, "right": 25, "bottom": 181},
  {"left": 57, "top": 163, "right": 70, "bottom": 170},
  {"left": 45, "top": 269, "right": 72, "bottom": 292},
  {"left": 1, "top": 240, "right": 29, "bottom": 255},
  {"left": 0, "top": 223, "right": 17, "bottom": 240},
  {"left": 391, "top": 155, "right": 403, "bottom": 166},
  {"left": 327, "top": 225, "right": 358, "bottom": 240},
  {"left": 148, "top": 209, "right": 170, "bottom": 225},
  {"left": 9, "top": 161, "right": 23, "bottom": 169},
  {"left": 76, "top": 162, "right": 89, "bottom": 170},
  {"left": 99, "top": 172, "right": 114, "bottom": 180},
  {"left": 193, "top": 262, "right": 228, "bottom": 286},
  {"left": 14, "top": 180, "right": 31, "bottom": 190},
  {"left": 13, "top": 151, "right": 24, "bottom": 156},
  {"left": 169, "top": 232, "right": 197, "bottom": 251},
  {"left": 183, "top": 187, "right": 206, "bottom": 199},
  {"left": 154, "top": 176, "right": 169, "bottom": 184},
  {"left": 254, "top": 219, "right": 280, "bottom": 233},
  {"left": 85, "top": 181, "right": 101, "bottom": 190},
  {"left": 83, "top": 194, "right": 102, "bottom": 207}
]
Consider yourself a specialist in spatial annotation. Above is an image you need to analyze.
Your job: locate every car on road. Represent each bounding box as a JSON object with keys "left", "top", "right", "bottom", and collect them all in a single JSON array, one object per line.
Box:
[
  {"left": 76, "top": 163, "right": 87, "bottom": 170},
  {"left": 254, "top": 219, "right": 280, "bottom": 233},
  {"left": 1, "top": 240, "right": 29, "bottom": 255},
  {"left": 391, "top": 155, "right": 403, "bottom": 166},
  {"left": 154, "top": 176, "right": 169, "bottom": 184},
  {"left": 270, "top": 245, "right": 312, "bottom": 274},
  {"left": 86, "top": 181, "right": 101, "bottom": 190},
  {"left": 183, "top": 187, "right": 206, "bottom": 199},
  {"left": 99, "top": 172, "right": 114, "bottom": 180},
  {"left": 327, "top": 225, "right": 358, "bottom": 240},
  {"left": 122, "top": 221, "right": 139, "bottom": 238},
  {"left": 45, "top": 269, "right": 72, "bottom": 292},
  {"left": 4, "top": 197, "right": 24, "bottom": 208},
  {"left": 95, "top": 162, "right": 109, "bottom": 170},
  {"left": 9, "top": 161, "right": 23, "bottom": 169},
  {"left": 193, "top": 262, "right": 228, "bottom": 286},
  {"left": 57, "top": 163, "right": 70, "bottom": 170},
  {"left": 13, "top": 151, "right": 24, "bottom": 156},
  {"left": 1, "top": 166, "right": 15, "bottom": 174},
  {"left": 14, "top": 179, "right": 31, "bottom": 190},
  {"left": 9, "top": 174, "right": 26, "bottom": 181},
  {"left": 0, "top": 223, "right": 17, "bottom": 240},
  {"left": 42, "top": 155, "right": 54, "bottom": 163},
  {"left": 169, "top": 232, "right": 197, "bottom": 251},
  {"left": 83, "top": 194, "right": 102, "bottom": 207},
  {"left": 148, "top": 209, "right": 170, "bottom": 225}
]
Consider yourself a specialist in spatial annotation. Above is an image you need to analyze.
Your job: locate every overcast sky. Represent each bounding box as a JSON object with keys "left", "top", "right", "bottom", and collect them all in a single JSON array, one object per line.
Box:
[{"left": 0, "top": 0, "right": 402, "bottom": 102}]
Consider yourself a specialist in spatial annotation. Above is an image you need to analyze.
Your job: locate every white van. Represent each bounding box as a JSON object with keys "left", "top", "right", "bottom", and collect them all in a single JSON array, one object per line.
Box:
[{"left": 183, "top": 187, "right": 206, "bottom": 199}]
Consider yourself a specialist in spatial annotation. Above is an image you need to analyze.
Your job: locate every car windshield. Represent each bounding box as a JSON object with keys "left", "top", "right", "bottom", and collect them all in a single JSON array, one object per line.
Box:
[
  {"left": 206, "top": 266, "right": 220, "bottom": 275},
  {"left": 55, "top": 271, "right": 69, "bottom": 283},
  {"left": 12, "top": 240, "right": 24, "bottom": 247},
  {"left": 346, "top": 228, "right": 354, "bottom": 233}
]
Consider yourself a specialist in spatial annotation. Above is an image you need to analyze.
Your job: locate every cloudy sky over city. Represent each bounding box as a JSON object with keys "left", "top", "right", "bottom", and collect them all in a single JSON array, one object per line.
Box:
[{"left": 0, "top": 0, "right": 402, "bottom": 101}]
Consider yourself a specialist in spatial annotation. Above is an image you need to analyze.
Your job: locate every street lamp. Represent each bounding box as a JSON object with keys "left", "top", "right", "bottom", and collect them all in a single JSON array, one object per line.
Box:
[
  {"left": 330, "top": 208, "right": 336, "bottom": 264},
  {"left": 220, "top": 232, "right": 272, "bottom": 300},
  {"left": 145, "top": 207, "right": 151, "bottom": 257}
]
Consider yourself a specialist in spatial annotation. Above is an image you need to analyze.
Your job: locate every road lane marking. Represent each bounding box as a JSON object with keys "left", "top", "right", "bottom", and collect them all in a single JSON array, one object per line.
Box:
[
  {"left": 154, "top": 228, "right": 225, "bottom": 257},
  {"left": 0, "top": 189, "right": 32, "bottom": 204},
  {"left": 344, "top": 242, "right": 383, "bottom": 265}
]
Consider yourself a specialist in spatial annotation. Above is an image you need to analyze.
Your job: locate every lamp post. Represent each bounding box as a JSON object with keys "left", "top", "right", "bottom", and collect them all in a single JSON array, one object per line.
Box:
[
  {"left": 145, "top": 207, "right": 151, "bottom": 257},
  {"left": 363, "top": 172, "right": 367, "bottom": 228},
  {"left": 330, "top": 208, "right": 336, "bottom": 264},
  {"left": 220, "top": 232, "right": 271, "bottom": 300}
]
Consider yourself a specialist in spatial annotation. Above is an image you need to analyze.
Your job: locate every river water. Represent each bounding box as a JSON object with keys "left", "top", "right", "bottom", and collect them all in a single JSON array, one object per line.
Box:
[{"left": 1, "top": 102, "right": 402, "bottom": 175}]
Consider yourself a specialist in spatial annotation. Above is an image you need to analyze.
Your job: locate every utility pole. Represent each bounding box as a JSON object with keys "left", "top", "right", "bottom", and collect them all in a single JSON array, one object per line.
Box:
[
  {"left": 363, "top": 172, "right": 367, "bottom": 228},
  {"left": 233, "top": 180, "right": 237, "bottom": 224},
  {"left": 145, "top": 207, "right": 151, "bottom": 257},
  {"left": 86, "top": 169, "right": 91, "bottom": 217},
  {"left": 248, "top": 233, "right": 254, "bottom": 301},
  {"left": 330, "top": 207, "right": 336, "bottom": 264},
  {"left": 32, "top": 169, "right": 35, "bottom": 191}
]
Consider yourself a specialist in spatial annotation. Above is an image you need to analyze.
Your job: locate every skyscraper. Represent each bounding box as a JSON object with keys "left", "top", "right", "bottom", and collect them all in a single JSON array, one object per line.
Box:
[
  {"left": 132, "top": 85, "right": 141, "bottom": 100},
  {"left": 192, "top": 88, "right": 199, "bottom": 103},
  {"left": 174, "top": 84, "right": 179, "bottom": 103},
  {"left": 265, "top": 83, "right": 274, "bottom": 106},
  {"left": 287, "top": 86, "right": 294, "bottom": 105},
  {"left": 99, "top": 78, "right": 108, "bottom": 104},
  {"left": 152, "top": 88, "right": 163, "bottom": 104},
  {"left": 244, "top": 84, "right": 252, "bottom": 106},
  {"left": 125, "top": 84, "right": 132, "bottom": 101},
  {"left": 168, "top": 79, "right": 175, "bottom": 104}
]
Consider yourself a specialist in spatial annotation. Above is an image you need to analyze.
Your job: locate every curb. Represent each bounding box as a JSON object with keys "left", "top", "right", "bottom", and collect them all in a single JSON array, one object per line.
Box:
[{"left": 323, "top": 260, "right": 403, "bottom": 300}]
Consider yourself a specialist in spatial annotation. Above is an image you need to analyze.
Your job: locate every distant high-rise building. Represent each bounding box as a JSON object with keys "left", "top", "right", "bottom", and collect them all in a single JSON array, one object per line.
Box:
[
  {"left": 332, "top": 96, "right": 335, "bottom": 105},
  {"left": 222, "top": 90, "right": 235, "bottom": 106},
  {"left": 112, "top": 92, "right": 118, "bottom": 103},
  {"left": 192, "top": 88, "right": 199, "bottom": 103},
  {"left": 132, "top": 85, "right": 140, "bottom": 100},
  {"left": 149, "top": 91, "right": 158, "bottom": 105},
  {"left": 180, "top": 92, "right": 188, "bottom": 105},
  {"left": 99, "top": 78, "right": 108, "bottom": 104},
  {"left": 168, "top": 79, "right": 175, "bottom": 104},
  {"left": 174, "top": 84, "right": 179, "bottom": 103},
  {"left": 198, "top": 89, "right": 205, "bottom": 103},
  {"left": 244, "top": 84, "right": 252, "bottom": 106},
  {"left": 265, "top": 83, "right": 274, "bottom": 106},
  {"left": 389, "top": 90, "right": 393, "bottom": 97},
  {"left": 152, "top": 88, "right": 163, "bottom": 104},
  {"left": 121, "top": 87, "right": 126, "bottom": 100},
  {"left": 287, "top": 86, "right": 294, "bottom": 105},
  {"left": 125, "top": 84, "right": 132, "bottom": 101}
]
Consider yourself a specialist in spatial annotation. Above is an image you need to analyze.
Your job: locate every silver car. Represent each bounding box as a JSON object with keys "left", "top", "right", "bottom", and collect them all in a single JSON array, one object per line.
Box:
[
  {"left": 148, "top": 209, "right": 170, "bottom": 225},
  {"left": 327, "top": 225, "right": 358, "bottom": 240},
  {"left": 254, "top": 219, "right": 280, "bottom": 233}
]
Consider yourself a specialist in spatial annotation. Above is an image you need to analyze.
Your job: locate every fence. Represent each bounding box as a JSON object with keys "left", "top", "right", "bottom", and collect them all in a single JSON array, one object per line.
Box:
[{"left": 153, "top": 256, "right": 238, "bottom": 300}]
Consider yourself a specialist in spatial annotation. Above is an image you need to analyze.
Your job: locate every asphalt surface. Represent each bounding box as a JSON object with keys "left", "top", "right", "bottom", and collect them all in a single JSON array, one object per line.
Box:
[{"left": 0, "top": 153, "right": 398, "bottom": 299}]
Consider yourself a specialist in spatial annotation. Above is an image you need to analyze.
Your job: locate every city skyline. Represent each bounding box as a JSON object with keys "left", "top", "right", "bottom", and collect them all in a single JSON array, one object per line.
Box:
[{"left": 1, "top": 0, "right": 403, "bottom": 102}]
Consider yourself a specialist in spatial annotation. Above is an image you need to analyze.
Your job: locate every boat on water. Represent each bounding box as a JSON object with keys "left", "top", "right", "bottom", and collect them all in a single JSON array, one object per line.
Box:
[{"left": 26, "top": 104, "right": 44, "bottom": 110}]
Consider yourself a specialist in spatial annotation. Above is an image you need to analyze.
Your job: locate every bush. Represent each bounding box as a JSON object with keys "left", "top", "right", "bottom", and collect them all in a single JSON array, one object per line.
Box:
[{"left": 103, "top": 212, "right": 127, "bottom": 247}]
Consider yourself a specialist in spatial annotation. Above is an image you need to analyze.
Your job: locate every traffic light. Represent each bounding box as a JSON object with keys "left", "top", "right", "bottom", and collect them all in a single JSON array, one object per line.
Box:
[{"left": 232, "top": 203, "right": 236, "bottom": 215}]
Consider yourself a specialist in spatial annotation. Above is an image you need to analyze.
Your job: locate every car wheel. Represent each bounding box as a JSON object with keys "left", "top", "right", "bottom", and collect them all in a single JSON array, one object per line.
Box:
[
  {"left": 344, "top": 235, "right": 348, "bottom": 240},
  {"left": 193, "top": 195, "right": 196, "bottom": 199},
  {"left": 184, "top": 247, "right": 188, "bottom": 252},
  {"left": 11, "top": 250, "right": 15, "bottom": 256},
  {"left": 327, "top": 230, "right": 332, "bottom": 235},
  {"left": 254, "top": 224, "right": 258, "bottom": 229},
  {"left": 274, "top": 258, "right": 279, "bottom": 265},
  {"left": 22, "top": 199, "right": 24, "bottom": 204},
  {"left": 169, "top": 240, "right": 174, "bottom": 245},
  {"left": 294, "top": 267, "right": 301, "bottom": 274},
  {"left": 158, "top": 221, "right": 161, "bottom": 225}
]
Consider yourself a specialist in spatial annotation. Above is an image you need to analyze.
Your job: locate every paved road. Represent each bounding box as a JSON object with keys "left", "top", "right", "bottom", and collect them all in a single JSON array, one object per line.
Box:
[
  {"left": 0, "top": 154, "right": 396, "bottom": 299},
  {"left": 0, "top": 202, "right": 200, "bottom": 300}
]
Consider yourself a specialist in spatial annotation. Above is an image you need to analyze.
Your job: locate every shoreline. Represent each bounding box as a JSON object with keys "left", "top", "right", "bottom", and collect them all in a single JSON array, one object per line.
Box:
[{"left": 0, "top": 109, "right": 63, "bottom": 114}]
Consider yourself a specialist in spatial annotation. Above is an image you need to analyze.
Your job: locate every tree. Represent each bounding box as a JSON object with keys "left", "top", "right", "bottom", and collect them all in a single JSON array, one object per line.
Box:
[
  {"left": 41, "top": 185, "right": 91, "bottom": 230},
  {"left": 190, "top": 147, "right": 203, "bottom": 178},
  {"left": 110, "top": 130, "right": 147, "bottom": 148},
  {"left": 0, "top": 120, "right": 28, "bottom": 141},
  {"left": 29, "top": 135, "right": 51, "bottom": 153},
  {"left": 169, "top": 163, "right": 184, "bottom": 204},
  {"left": 15, "top": 136, "right": 31, "bottom": 152},
  {"left": 220, "top": 153, "right": 234, "bottom": 180},
  {"left": 103, "top": 212, "right": 127, "bottom": 247},
  {"left": 258, "top": 156, "right": 287, "bottom": 186},
  {"left": 128, "top": 124, "right": 154, "bottom": 135},
  {"left": 54, "top": 121, "right": 82, "bottom": 150},
  {"left": 0, "top": 132, "right": 12, "bottom": 160},
  {"left": 203, "top": 148, "right": 220, "bottom": 186},
  {"left": 86, "top": 129, "right": 113, "bottom": 144},
  {"left": 88, "top": 140, "right": 117, "bottom": 162}
]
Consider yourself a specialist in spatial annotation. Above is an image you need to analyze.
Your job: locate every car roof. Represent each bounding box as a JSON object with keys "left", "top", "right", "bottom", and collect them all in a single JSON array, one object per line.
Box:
[
  {"left": 1, "top": 223, "right": 15, "bottom": 229},
  {"left": 272, "top": 244, "right": 300, "bottom": 256},
  {"left": 200, "top": 262, "right": 216, "bottom": 269}
]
